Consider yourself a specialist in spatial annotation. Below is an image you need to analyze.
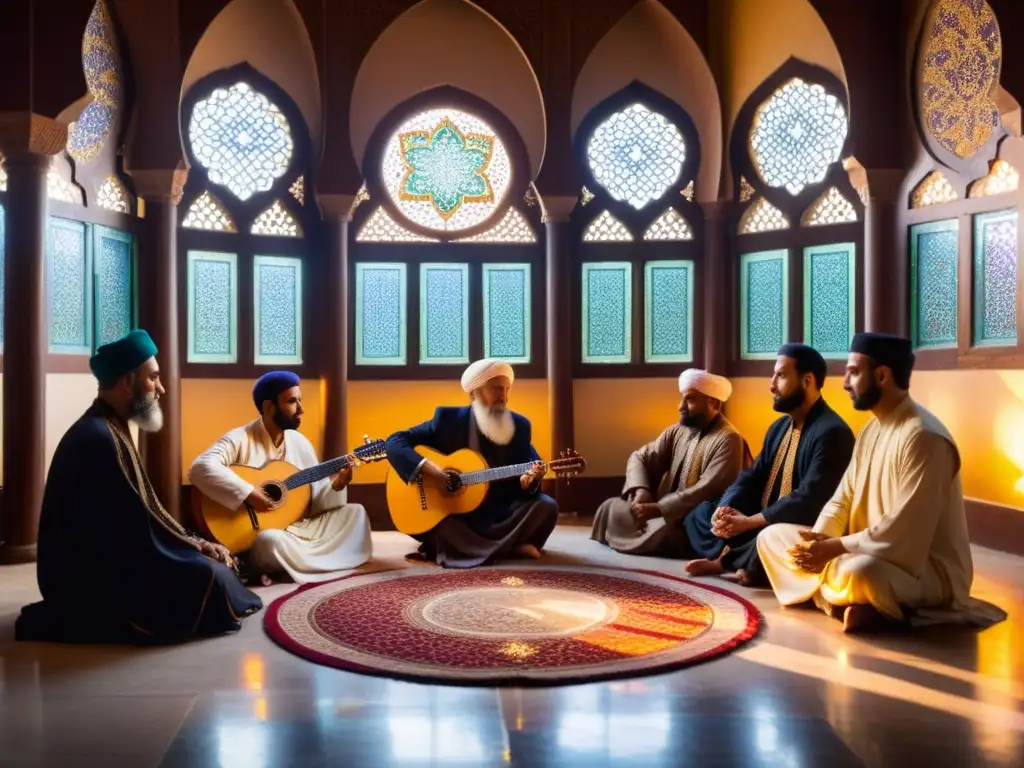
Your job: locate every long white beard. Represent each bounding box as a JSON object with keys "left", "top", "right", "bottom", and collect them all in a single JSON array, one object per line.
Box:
[
  {"left": 132, "top": 392, "right": 164, "bottom": 433},
  {"left": 472, "top": 400, "right": 515, "bottom": 446}
]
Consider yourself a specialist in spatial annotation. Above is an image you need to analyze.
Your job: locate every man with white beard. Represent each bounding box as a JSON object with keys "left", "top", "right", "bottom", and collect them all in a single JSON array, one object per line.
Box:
[
  {"left": 385, "top": 358, "right": 558, "bottom": 567},
  {"left": 15, "top": 330, "right": 262, "bottom": 644}
]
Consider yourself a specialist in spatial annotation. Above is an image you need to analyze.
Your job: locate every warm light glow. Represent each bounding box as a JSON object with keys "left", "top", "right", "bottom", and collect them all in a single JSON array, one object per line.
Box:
[
  {"left": 254, "top": 697, "right": 268, "bottom": 721},
  {"left": 242, "top": 652, "right": 265, "bottom": 692},
  {"left": 500, "top": 641, "right": 538, "bottom": 659},
  {"left": 501, "top": 576, "right": 525, "bottom": 587}
]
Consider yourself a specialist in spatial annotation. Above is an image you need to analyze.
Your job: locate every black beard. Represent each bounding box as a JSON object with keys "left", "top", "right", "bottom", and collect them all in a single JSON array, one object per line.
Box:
[
  {"left": 852, "top": 382, "right": 883, "bottom": 411},
  {"left": 681, "top": 412, "right": 704, "bottom": 428},
  {"left": 772, "top": 386, "right": 806, "bottom": 414},
  {"left": 273, "top": 410, "right": 301, "bottom": 431}
]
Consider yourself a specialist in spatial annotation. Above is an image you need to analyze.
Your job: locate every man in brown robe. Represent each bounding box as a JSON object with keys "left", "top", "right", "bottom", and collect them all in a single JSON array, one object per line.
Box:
[{"left": 591, "top": 370, "right": 750, "bottom": 557}]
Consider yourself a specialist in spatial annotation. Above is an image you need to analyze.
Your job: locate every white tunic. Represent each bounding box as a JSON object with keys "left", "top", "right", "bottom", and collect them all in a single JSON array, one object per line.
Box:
[
  {"left": 757, "top": 396, "right": 1006, "bottom": 627},
  {"left": 188, "top": 418, "right": 372, "bottom": 584}
]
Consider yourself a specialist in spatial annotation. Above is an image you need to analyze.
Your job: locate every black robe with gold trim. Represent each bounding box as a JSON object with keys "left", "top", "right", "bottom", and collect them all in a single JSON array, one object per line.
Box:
[{"left": 16, "top": 401, "right": 262, "bottom": 644}]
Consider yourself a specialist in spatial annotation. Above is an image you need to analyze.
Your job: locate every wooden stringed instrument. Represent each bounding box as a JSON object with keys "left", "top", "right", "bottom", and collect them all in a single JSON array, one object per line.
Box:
[
  {"left": 385, "top": 446, "right": 587, "bottom": 535},
  {"left": 192, "top": 436, "right": 388, "bottom": 553}
]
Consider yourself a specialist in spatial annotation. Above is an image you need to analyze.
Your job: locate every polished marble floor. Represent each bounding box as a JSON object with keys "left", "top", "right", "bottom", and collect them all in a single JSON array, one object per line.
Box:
[{"left": 1, "top": 526, "right": 1022, "bottom": 767}]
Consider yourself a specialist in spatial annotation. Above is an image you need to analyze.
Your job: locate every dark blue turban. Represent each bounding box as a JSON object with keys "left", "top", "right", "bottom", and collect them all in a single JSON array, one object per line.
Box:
[
  {"left": 253, "top": 371, "right": 300, "bottom": 412},
  {"left": 89, "top": 329, "right": 158, "bottom": 381}
]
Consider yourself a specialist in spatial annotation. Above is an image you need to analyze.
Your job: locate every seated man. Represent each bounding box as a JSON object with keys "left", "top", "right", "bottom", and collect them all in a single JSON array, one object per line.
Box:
[
  {"left": 385, "top": 358, "right": 557, "bottom": 568},
  {"left": 189, "top": 371, "right": 372, "bottom": 585},
  {"left": 757, "top": 333, "right": 1007, "bottom": 632},
  {"left": 591, "top": 370, "right": 749, "bottom": 556},
  {"left": 685, "top": 344, "right": 854, "bottom": 585},
  {"left": 16, "top": 330, "right": 262, "bottom": 644}
]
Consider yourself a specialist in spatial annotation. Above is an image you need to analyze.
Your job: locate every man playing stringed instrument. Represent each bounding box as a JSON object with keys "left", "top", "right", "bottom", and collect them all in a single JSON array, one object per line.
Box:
[
  {"left": 385, "top": 359, "right": 559, "bottom": 568},
  {"left": 189, "top": 371, "right": 372, "bottom": 585}
]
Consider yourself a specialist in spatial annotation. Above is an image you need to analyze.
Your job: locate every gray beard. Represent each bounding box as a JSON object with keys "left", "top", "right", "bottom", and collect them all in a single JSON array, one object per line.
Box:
[
  {"left": 472, "top": 400, "right": 515, "bottom": 446},
  {"left": 131, "top": 392, "right": 163, "bottom": 433}
]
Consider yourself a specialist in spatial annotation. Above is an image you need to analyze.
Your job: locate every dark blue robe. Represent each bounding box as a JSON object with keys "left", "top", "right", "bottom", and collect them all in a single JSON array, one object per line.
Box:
[
  {"left": 684, "top": 397, "right": 855, "bottom": 582},
  {"left": 15, "top": 401, "right": 262, "bottom": 644}
]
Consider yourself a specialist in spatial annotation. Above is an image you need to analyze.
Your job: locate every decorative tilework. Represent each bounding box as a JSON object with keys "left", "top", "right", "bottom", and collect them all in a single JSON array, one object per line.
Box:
[
  {"left": 251, "top": 200, "right": 301, "bottom": 237},
  {"left": 973, "top": 209, "right": 1017, "bottom": 346},
  {"left": 644, "top": 208, "right": 693, "bottom": 241},
  {"left": 582, "top": 263, "right": 632, "bottom": 363},
  {"left": 67, "top": 1, "right": 122, "bottom": 164},
  {"left": 420, "top": 264, "right": 469, "bottom": 364},
  {"left": 93, "top": 226, "right": 133, "bottom": 347},
  {"left": 740, "top": 250, "right": 788, "bottom": 360},
  {"left": 802, "top": 187, "right": 857, "bottom": 226},
  {"left": 254, "top": 256, "right": 303, "bottom": 364},
  {"left": 803, "top": 244, "right": 855, "bottom": 359},
  {"left": 456, "top": 208, "right": 536, "bottom": 243},
  {"left": 47, "top": 218, "right": 91, "bottom": 353},
  {"left": 645, "top": 260, "right": 693, "bottom": 363},
  {"left": 482, "top": 264, "right": 531, "bottom": 363},
  {"left": 909, "top": 220, "right": 959, "bottom": 349},
  {"left": 739, "top": 198, "right": 790, "bottom": 234},
  {"left": 186, "top": 251, "right": 237, "bottom": 363},
  {"left": 912, "top": 170, "right": 958, "bottom": 208},
  {"left": 355, "top": 263, "right": 407, "bottom": 365},
  {"left": 969, "top": 160, "right": 1020, "bottom": 198},
  {"left": 583, "top": 211, "right": 633, "bottom": 242},
  {"left": 96, "top": 176, "right": 130, "bottom": 213},
  {"left": 356, "top": 207, "right": 439, "bottom": 243},
  {"left": 182, "top": 190, "right": 237, "bottom": 232},
  {"left": 289, "top": 176, "right": 305, "bottom": 205}
]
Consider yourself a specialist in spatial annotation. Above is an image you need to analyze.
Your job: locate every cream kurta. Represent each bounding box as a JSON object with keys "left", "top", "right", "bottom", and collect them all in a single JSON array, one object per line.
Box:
[
  {"left": 757, "top": 396, "right": 1005, "bottom": 627},
  {"left": 189, "top": 419, "right": 372, "bottom": 584}
]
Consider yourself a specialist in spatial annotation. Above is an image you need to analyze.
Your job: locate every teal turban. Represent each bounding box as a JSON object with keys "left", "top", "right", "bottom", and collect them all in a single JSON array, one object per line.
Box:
[{"left": 89, "top": 329, "right": 158, "bottom": 381}]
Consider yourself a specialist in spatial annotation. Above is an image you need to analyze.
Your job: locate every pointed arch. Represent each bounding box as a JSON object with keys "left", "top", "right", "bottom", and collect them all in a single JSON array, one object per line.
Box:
[
  {"left": 911, "top": 170, "right": 958, "bottom": 209},
  {"left": 739, "top": 198, "right": 790, "bottom": 234},
  {"left": 182, "top": 190, "right": 237, "bottom": 232},
  {"left": 969, "top": 160, "right": 1020, "bottom": 198},
  {"left": 356, "top": 207, "right": 440, "bottom": 243},
  {"left": 583, "top": 211, "right": 634, "bottom": 243},
  {"left": 801, "top": 187, "right": 857, "bottom": 226},
  {"left": 644, "top": 209, "right": 693, "bottom": 241},
  {"left": 251, "top": 200, "right": 302, "bottom": 237}
]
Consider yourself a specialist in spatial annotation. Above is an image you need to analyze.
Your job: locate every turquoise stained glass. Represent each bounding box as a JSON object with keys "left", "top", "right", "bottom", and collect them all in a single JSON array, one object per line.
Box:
[
  {"left": 186, "top": 251, "right": 237, "bottom": 362},
  {"left": 483, "top": 264, "right": 530, "bottom": 363},
  {"left": 582, "top": 263, "right": 632, "bottom": 363},
  {"left": 973, "top": 210, "right": 1017, "bottom": 346},
  {"left": 910, "top": 220, "right": 958, "bottom": 349},
  {"left": 420, "top": 264, "right": 469, "bottom": 364},
  {"left": 94, "top": 226, "right": 133, "bottom": 347},
  {"left": 645, "top": 261, "right": 693, "bottom": 363},
  {"left": 402, "top": 122, "right": 492, "bottom": 217},
  {"left": 803, "top": 244, "right": 855, "bottom": 359},
  {"left": 47, "top": 218, "right": 91, "bottom": 353},
  {"left": 740, "top": 250, "right": 788, "bottom": 359},
  {"left": 355, "top": 263, "right": 406, "bottom": 365},
  {"left": 254, "top": 255, "right": 302, "bottom": 364}
]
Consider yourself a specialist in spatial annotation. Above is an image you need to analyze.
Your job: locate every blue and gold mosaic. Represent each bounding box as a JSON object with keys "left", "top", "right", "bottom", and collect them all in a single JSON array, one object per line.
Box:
[{"left": 68, "top": 1, "right": 122, "bottom": 165}]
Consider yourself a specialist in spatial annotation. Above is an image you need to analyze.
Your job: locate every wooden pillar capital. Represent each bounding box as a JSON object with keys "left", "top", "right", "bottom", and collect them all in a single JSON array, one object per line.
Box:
[
  {"left": 536, "top": 192, "right": 578, "bottom": 224},
  {"left": 127, "top": 166, "right": 189, "bottom": 205},
  {"left": 0, "top": 111, "right": 68, "bottom": 157},
  {"left": 318, "top": 192, "right": 363, "bottom": 222}
]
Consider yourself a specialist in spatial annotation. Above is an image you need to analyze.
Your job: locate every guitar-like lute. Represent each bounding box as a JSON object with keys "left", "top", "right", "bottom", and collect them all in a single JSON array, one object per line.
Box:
[
  {"left": 386, "top": 446, "right": 587, "bottom": 535},
  {"left": 192, "top": 436, "right": 388, "bottom": 553}
]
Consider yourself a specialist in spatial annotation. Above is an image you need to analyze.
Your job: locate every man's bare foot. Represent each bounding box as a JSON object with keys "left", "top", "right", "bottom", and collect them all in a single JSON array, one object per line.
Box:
[
  {"left": 843, "top": 603, "right": 885, "bottom": 634},
  {"left": 720, "top": 569, "right": 753, "bottom": 586},
  {"left": 684, "top": 558, "right": 725, "bottom": 577},
  {"left": 514, "top": 544, "right": 541, "bottom": 559},
  {"left": 259, "top": 573, "right": 273, "bottom": 587}
]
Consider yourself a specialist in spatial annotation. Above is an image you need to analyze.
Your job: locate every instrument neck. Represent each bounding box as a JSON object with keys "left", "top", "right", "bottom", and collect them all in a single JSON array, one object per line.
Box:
[
  {"left": 284, "top": 455, "right": 351, "bottom": 490},
  {"left": 459, "top": 462, "right": 535, "bottom": 486}
]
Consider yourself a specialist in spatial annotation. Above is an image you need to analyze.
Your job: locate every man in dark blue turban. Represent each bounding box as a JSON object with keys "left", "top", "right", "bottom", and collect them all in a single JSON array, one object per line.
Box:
[{"left": 16, "top": 329, "right": 263, "bottom": 645}]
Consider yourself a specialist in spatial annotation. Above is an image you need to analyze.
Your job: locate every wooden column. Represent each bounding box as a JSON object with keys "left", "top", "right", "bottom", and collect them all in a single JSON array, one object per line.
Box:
[
  {"left": 702, "top": 200, "right": 730, "bottom": 375},
  {"left": 0, "top": 150, "right": 52, "bottom": 563},
  {"left": 130, "top": 169, "right": 187, "bottom": 521},
  {"left": 862, "top": 169, "right": 907, "bottom": 335}
]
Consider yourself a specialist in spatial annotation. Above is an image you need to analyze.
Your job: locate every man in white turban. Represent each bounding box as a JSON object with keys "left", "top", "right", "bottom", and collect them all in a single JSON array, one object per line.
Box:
[
  {"left": 591, "top": 369, "right": 751, "bottom": 557},
  {"left": 385, "top": 359, "right": 558, "bottom": 567}
]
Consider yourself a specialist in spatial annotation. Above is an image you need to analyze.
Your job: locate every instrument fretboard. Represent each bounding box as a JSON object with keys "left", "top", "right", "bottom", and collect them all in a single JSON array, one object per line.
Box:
[
  {"left": 284, "top": 455, "right": 351, "bottom": 490},
  {"left": 459, "top": 462, "right": 537, "bottom": 486}
]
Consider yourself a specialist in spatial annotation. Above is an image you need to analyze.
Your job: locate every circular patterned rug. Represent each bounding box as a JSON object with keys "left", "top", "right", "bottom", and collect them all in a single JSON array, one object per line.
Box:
[{"left": 264, "top": 565, "right": 760, "bottom": 686}]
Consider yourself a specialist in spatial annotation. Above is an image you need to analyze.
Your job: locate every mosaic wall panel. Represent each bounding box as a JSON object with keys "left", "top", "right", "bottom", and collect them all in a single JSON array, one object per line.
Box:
[
  {"left": 740, "top": 250, "right": 788, "bottom": 360},
  {"left": 47, "top": 218, "right": 91, "bottom": 353},
  {"left": 803, "top": 244, "right": 855, "bottom": 359},
  {"left": 186, "top": 251, "right": 237, "bottom": 363},
  {"left": 355, "top": 263, "right": 406, "bottom": 365},
  {"left": 420, "top": 264, "right": 469, "bottom": 364},
  {"left": 645, "top": 261, "right": 693, "bottom": 363},
  {"left": 582, "top": 263, "right": 632, "bottom": 363},
  {"left": 94, "top": 226, "right": 133, "bottom": 348},
  {"left": 910, "top": 221, "right": 959, "bottom": 349},
  {"left": 255, "top": 256, "right": 302, "bottom": 364},
  {"left": 973, "top": 210, "right": 1017, "bottom": 346},
  {"left": 483, "top": 264, "right": 531, "bottom": 363}
]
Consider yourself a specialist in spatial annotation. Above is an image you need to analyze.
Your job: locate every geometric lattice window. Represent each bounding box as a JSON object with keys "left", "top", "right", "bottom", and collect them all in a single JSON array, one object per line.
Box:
[
  {"left": 803, "top": 244, "right": 855, "bottom": 359},
  {"left": 182, "top": 191, "right": 237, "bottom": 232},
  {"left": 583, "top": 211, "right": 633, "bottom": 243},
  {"left": 969, "top": 160, "right": 1020, "bottom": 199},
  {"left": 188, "top": 82, "right": 293, "bottom": 201},
  {"left": 420, "top": 263, "right": 469, "bottom": 364},
  {"left": 643, "top": 209, "right": 693, "bottom": 241},
  {"left": 48, "top": 169, "right": 82, "bottom": 205},
  {"left": 355, "top": 263, "right": 407, "bottom": 366},
  {"left": 455, "top": 208, "right": 536, "bottom": 243},
  {"left": 289, "top": 176, "right": 305, "bottom": 205},
  {"left": 254, "top": 255, "right": 303, "bottom": 364},
  {"left": 645, "top": 260, "right": 693, "bottom": 363},
  {"left": 46, "top": 218, "right": 91, "bottom": 354},
  {"left": 93, "top": 226, "right": 134, "bottom": 348},
  {"left": 482, "top": 264, "right": 531, "bottom": 363},
  {"left": 911, "top": 171, "right": 958, "bottom": 209},
  {"left": 582, "top": 262, "right": 632, "bottom": 363},
  {"left": 973, "top": 209, "right": 1017, "bottom": 346},
  {"left": 96, "top": 176, "right": 130, "bottom": 213},
  {"left": 186, "top": 251, "right": 238, "bottom": 363},
  {"left": 382, "top": 108, "right": 511, "bottom": 233},
  {"left": 586, "top": 103, "right": 686, "bottom": 210},
  {"left": 750, "top": 78, "right": 848, "bottom": 195},
  {"left": 909, "top": 220, "right": 958, "bottom": 349},
  {"left": 251, "top": 200, "right": 301, "bottom": 237},
  {"left": 802, "top": 187, "right": 857, "bottom": 227},
  {"left": 739, "top": 198, "right": 790, "bottom": 234},
  {"left": 356, "top": 207, "right": 439, "bottom": 243},
  {"left": 740, "top": 250, "right": 789, "bottom": 360}
]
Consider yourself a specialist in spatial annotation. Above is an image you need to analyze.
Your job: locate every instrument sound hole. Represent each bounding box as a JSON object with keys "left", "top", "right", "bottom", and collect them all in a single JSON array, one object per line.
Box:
[{"left": 262, "top": 482, "right": 285, "bottom": 503}]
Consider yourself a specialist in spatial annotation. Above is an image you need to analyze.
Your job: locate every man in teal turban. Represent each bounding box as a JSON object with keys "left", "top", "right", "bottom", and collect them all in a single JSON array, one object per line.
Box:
[{"left": 16, "top": 329, "right": 263, "bottom": 645}]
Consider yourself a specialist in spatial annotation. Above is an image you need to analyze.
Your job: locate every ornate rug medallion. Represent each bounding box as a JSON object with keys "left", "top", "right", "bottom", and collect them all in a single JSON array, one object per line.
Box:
[{"left": 265, "top": 566, "right": 760, "bottom": 686}]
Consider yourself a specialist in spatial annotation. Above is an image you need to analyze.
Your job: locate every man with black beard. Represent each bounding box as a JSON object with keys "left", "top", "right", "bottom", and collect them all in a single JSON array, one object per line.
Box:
[
  {"left": 591, "top": 370, "right": 750, "bottom": 557},
  {"left": 385, "top": 359, "right": 558, "bottom": 567},
  {"left": 190, "top": 371, "right": 372, "bottom": 585},
  {"left": 16, "top": 330, "right": 263, "bottom": 644},
  {"left": 683, "top": 344, "right": 854, "bottom": 586}
]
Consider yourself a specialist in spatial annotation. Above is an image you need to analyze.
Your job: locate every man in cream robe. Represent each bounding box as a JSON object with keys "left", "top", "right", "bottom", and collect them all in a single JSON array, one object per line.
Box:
[
  {"left": 190, "top": 371, "right": 372, "bottom": 584},
  {"left": 591, "top": 370, "right": 751, "bottom": 556},
  {"left": 757, "top": 333, "right": 1006, "bottom": 632}
]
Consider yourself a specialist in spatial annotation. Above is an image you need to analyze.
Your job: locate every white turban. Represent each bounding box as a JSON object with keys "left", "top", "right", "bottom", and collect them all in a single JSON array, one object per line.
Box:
[
  {"left": 461, "top": 358, "right": 515, "bottom": 393},
  {"left": 678, "top": 369, "right": 732, "bottom": 402}
]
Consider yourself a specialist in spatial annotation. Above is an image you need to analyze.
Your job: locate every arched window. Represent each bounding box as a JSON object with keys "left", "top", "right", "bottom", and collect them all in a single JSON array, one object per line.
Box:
[
  {"left": 573, "top": 84, "right": 702, "bottom": 377},
  {"left": 730, "top": 62, "right": 862, "bottom": 372},
  {"left": 179, "top": 66, "right": 315, "bottom": 377},
  {"left": 350, "top": 88, "right": 543, "bottom": 379}
]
